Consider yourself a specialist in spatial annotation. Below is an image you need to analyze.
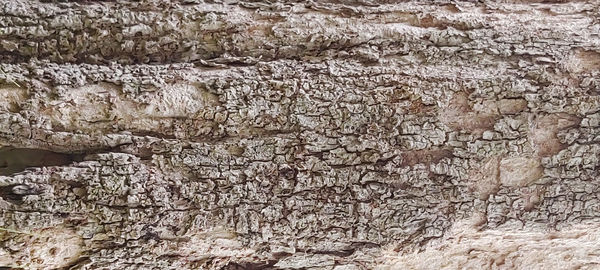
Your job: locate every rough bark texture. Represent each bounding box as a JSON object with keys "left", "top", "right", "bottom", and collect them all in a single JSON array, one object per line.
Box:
[{"left": 0, "top": 0, "right": 599, "bottom": 269}]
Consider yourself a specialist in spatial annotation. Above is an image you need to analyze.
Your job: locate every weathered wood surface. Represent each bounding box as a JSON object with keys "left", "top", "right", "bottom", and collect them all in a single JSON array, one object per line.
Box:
[{"left": 1, "top": 0, "right": 600, "bottom": 269}]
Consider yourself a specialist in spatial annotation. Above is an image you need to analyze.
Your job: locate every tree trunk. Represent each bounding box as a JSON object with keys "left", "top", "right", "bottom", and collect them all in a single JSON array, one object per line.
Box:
[{"left": 1, "top": 0, "right": 599, "bottom": 269}]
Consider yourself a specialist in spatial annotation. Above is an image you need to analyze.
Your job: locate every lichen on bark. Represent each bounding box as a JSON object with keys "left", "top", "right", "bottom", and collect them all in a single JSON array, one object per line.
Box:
[{"left": 1, "top": 0, "right": 600, "bottom": 269}]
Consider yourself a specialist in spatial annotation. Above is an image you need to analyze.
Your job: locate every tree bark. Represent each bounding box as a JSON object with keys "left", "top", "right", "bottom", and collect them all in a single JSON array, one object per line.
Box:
[{"left": 1, "top": 0, "right": 600, "bottom": 269}]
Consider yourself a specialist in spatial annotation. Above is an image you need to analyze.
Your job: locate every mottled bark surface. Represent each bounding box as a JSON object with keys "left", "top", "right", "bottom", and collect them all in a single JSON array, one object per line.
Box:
[{"left": 0, "top": 0, "right": 599, "bottom": 269}]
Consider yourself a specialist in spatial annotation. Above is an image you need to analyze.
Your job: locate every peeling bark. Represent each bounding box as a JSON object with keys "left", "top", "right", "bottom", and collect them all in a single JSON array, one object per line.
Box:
[{"left": 1, "top": 0, "right": 600, "bottom": 269}]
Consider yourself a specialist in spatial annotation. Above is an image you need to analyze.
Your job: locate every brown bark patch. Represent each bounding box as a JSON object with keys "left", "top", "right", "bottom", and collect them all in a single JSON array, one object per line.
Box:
[
  {"left": 469, "top": 156, "right": 543, "bottom": 199},
  {"left": 499, "top": 156, "right": 543, "bottom": 187},
  {"left": 0, "top": 226, "right": 83, "bottom": 269},
  {"left": 0, "top": 85, "right": 27, "bottom": 113},
  {"left": 439, "top": 92, "right": 497, "bottom": 134},
  {"left": 469, "top": 156, "right": 501, "bottom": 200},
  {"left": 398, "top": 147, "right": 454, "bottom": 167},
  {"left": 565, "top": 49, "right": 600, "bottom": 74},
  {"left": 529, "top": 113, "right": 581, "bottom": 157}
]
